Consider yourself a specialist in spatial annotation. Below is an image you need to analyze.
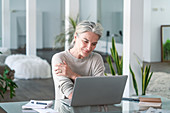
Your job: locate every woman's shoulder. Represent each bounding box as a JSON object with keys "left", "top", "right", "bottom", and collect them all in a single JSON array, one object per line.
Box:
[
  {"left": 51, "top": 51, "right": 68, "bottom": 62},
  {"left": 52, "top": 51, "right": 67, "bottom": 58},
  {"left": 51, "top": 51, "right": 68, "bottom": 64},
  {"left": 91, "top": 52, "right": 103, "bottom": 59}
]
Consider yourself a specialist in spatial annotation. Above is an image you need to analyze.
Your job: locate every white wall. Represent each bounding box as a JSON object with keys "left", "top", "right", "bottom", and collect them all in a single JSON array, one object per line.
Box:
[
  {"left": 2, "top": 0, "right": 11, "bottom": 48},
  {"left": 97, "top": 0, "right": 123, "bottom": 55},
  {"left": 37, "top": 0, "right": 61, "bottom": 48},
  {"left": 122, "top": 0, "right": 144, "bottom": 97},
  {"left": 143, "top": 0, "right": 170, "bottom": 62},
  {"left": 150, "top": 0, "right": 170, "bottom": 62},
  {"left": 100, "top": 0, "right": 123, "bottom": 42},
  {"left": 80, "top": 0, "right": 97, "bottom": 22},
  {"left": 10, "top": 0, "right": 26, "bottom": 10},
  {"left": 5, "top": 0, "right": 61, "bottom": 49},
  {"left": 143, "top": 0, "right": 151, "bottom": 62},
  {"left": 130, "top": 0, "right": 144, "bottom": 95}
]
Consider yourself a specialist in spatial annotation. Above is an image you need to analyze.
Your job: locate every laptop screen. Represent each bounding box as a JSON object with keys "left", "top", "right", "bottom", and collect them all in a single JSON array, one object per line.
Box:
[{"left": 69, "top": 75, "right": 128, "bottom": 106}]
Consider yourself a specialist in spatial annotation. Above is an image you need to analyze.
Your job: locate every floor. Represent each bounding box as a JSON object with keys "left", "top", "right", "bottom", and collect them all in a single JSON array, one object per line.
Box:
[
  {"left": 1, "top": 48, "right": 170, "bottom": 102},
  {"left": 145, "top": 62, "right": 170, "bottom": 73},
  {"left": 1, "top": 78, "right": 55, "bottom": 102}
]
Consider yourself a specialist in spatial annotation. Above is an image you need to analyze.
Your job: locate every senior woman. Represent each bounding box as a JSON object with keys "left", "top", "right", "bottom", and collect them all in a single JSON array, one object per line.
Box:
[{"left": 51, "top": 20, "right": 105, "bottom": 100}]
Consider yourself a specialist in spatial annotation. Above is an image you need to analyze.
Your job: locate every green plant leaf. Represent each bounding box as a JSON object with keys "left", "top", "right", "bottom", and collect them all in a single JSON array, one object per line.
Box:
[
  {"left": 114, "top": 38, "right": 121, "bottom": 74},
  {"left": 142, "top": 65, "right": 147, "bottom": 94},
  {"left": 69, "top": 17, "right": 77, "bottom": 30},
  {"left": 120, "top": 55, "right": 123, "bottom": 74},
  {"left": 146, "top": 72, "right": 153, "bottom": 89},
  {"left": 107, "top": 37, "right": 123, "bottom": 76},
  {"left": 111, "top": 38, "right": 121, "bottom": 74},
  {"left": 129, "top": 65, "right": 139, "bottom": 96},
  {"left": 144, "top": 65, "right": 149, "bottom": 87},
  {"left": 131, "top": 54, "right": 153, "bottom": 95},
  {"left": 54, "top": 33, "right": 65, "bottom": 47},
  {"left": 106, "top": 56, "right": 116, "bottom": 75},
  {"left": 0, "top": 91, "right": 4, "bottom": 98},
  {"left": 0, "top": 66, "right": 18, "bottom": 99},
  {"left": 142, "top": 65, "right": 152, "bottom": 95},
  {"left": 54, "top": 15, "right": 80, "bottom": 49}
]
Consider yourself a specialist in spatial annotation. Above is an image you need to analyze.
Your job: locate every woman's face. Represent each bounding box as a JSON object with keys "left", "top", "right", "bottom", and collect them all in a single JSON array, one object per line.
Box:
[{"left": 74, "top": 31, "right": 99, "bottom": 59}]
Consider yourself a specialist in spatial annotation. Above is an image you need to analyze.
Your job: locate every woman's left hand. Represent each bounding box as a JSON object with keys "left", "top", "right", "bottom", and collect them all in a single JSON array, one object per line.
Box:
[{"left": 54, "top": 61, "right": 80, "bottom": 80}]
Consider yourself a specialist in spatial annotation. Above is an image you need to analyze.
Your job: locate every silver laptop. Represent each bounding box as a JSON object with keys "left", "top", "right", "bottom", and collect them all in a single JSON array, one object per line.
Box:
[{"left": 60, "top": 75, "right": 127, "bottom": 106}]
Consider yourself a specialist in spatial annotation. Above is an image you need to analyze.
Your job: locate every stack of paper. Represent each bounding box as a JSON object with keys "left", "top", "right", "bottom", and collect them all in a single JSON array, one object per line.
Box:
[
  {"left": 138, "top": 97, "right": 162, "bottom": 110},
  {"left": 146, "top": 107, "right": 170, "bottom": 113},
  {"left": 22, "top": 100, "right": 53, "bottom": 109},
  {"left": 33, "top": 108, "right": 58, "bottom": 113}
]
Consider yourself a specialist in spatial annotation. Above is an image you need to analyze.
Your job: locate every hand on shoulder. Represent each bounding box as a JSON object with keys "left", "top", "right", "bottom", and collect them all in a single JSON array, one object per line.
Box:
[{"left": 54, "top": 61, "right": 80, "bottom": 80}]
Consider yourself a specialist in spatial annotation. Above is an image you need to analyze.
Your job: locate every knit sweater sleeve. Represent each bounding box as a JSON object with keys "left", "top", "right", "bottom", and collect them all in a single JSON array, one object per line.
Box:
[
  {"left": 91, "top": 53, "right": 105, "bottom": 76},
  {"left": 51, "top": 52, "right": 74, "bottom": 98}
]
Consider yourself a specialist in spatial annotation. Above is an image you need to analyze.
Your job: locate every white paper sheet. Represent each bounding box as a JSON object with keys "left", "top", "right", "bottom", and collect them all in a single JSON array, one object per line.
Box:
[
  {"left": 33, "top": 108, "right": 58, "bottom": 113},
  {"left": 22, "top": 100, "right": 53, "bottom": 109}
]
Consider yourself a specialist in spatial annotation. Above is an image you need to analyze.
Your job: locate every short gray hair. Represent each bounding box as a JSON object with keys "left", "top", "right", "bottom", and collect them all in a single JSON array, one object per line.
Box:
[
  {"left": 75, "top": 20, "right": 103, "bottom": 38},
  {"left": 70, "top": 20, "right": 103, "bottom": 48}
]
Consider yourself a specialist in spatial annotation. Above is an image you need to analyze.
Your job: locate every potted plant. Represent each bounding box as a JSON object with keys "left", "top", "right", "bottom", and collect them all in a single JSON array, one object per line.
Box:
[
  {"left": 106, "top": 37, "right": 153, "bottom": 96},
  {"left": 106, "top": 37, "right": 123, "bottom": 75},
  {"left": 0, "top": 65, "right": 18, "bottom": 100},
  {"left": 54, "top": 15, "right": 79, "bottom": 49},
  {"left": 129, "top": 56, "right": 153, "bottom": 96}
]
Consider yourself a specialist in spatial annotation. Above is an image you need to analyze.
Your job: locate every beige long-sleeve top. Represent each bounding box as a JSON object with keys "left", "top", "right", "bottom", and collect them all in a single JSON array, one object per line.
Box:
[{"left": 51, "top": 50, "right": 105, "bottom": 100}]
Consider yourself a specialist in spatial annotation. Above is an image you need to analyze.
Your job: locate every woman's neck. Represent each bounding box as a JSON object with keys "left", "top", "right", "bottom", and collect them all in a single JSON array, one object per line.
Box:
[{"left": 69, "top": 47, "right": 83, "bottom": 59}]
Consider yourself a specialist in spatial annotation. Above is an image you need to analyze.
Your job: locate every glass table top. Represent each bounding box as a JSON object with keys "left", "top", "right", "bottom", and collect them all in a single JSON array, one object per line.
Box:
[
  {"left": 0, "top": 96, "right": 170, "bottom": 113},
  {"left": 55, "top": 98, "right": 170, "bottom": 113}
]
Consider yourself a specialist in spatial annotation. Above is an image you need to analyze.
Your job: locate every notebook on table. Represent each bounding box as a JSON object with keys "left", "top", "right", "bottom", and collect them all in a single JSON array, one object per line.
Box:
[{"left": 60, "top": 75, "right": 128, "bottom": 106}]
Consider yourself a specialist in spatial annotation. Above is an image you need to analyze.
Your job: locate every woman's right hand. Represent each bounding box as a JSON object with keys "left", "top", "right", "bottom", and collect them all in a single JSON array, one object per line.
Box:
[{"left": 54, "top": 61, "right": 80, "bottom": 80}]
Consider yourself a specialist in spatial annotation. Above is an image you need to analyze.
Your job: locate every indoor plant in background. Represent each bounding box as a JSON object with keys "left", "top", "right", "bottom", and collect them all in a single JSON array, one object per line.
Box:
[
  {"left": 106, "top": 37, "right": 123, "bottom": 75},
  {"left": 163, "top": 39, "right": 170, "bottom": 60},
  {"left": 106, "top": 37, "right": 153, "bottom": 96},
  {"left": 54, "top": 15, "right": 79, "bottom": 49},
  {"left": 129, "top": 56, "right": 153, "bottom": 96},
  {"left": 0, "top": 52, "right": 18, "bottom": 100},
  {"left": 0, "top": 65, "right": 18, "bottom": 100}
]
